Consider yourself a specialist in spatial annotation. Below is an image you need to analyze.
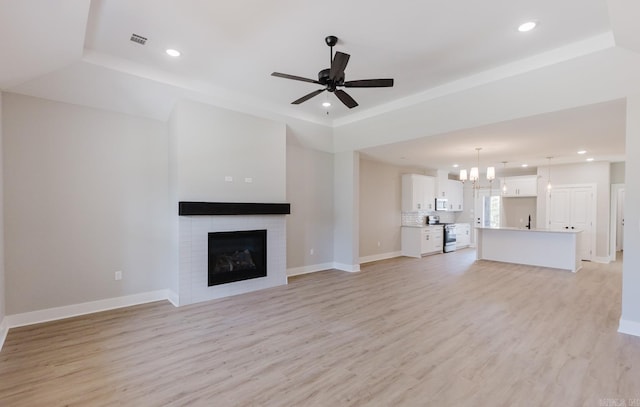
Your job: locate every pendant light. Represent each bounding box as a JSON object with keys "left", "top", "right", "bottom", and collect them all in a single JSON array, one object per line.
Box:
[
  {"left": 546, "top": 156, "right": 553, "bottom": 192},
  {"left": 501, "top": 161, "right": 508, "bottom": 194},
  {"left": 459, "top": 147, "right": 495, "bottom": 196}
]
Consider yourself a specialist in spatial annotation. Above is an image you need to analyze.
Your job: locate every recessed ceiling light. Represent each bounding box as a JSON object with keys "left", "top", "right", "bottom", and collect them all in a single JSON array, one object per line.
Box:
[
  {"left": 322, "top": 101, "right": 331, "bottom": 108},
  {"left": 453, "top": 164, "right": 459, "bottom": 168},
  {"left": 166, "top": 49, "right": 181, "bottom": 57},
  {"left": 577, "top": 150, "right": 587, "bottom": 155},
  {"left": 518, "top": 21, "right": 537, "bottom": 32},
  {"left": 521, "top": 164, "right": 529, "bottom": 168},
  {"left": 586, "top": 157, "right": 595, "bottom": 162}
]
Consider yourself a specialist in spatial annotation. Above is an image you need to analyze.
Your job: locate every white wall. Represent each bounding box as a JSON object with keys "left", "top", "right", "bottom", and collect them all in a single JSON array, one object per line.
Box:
[
  {"left": 359, "top": 158, "right": 404, "bottom": 260},
  {"left": 333, "top": 151, "right": 359, "bottom": 271},
  {"left": 169, "top": 99, "right": 286, "bottom": 202},
  {"left": 621, "top": 95, "right": 640, "bottom": 333},
  {"left": 502, "top": 197, "right": 537, "bottom": 228},
  {"left": 286, "top": 143, "right": 334, "bottom": 273},
  {"left": 611, "top": 161, "right": 625, "bottom": 183},
  {"left": 536, "top": 162, "right": 610, "bottom": 259},
  {"left": 0, "top": 93, "right": 6, "bottom": 330},
  {"left": 3, "top": 93, "right": 172, "bottom": 314}
]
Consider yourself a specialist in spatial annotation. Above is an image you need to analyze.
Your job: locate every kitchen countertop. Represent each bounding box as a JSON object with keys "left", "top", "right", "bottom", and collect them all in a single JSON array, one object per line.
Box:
[{"left": 475, "top": 226, "right": 582, "bottom": 234}]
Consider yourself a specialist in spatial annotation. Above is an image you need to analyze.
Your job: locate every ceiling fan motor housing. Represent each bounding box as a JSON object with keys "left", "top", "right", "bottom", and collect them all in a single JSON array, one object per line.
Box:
[
  {"left": 325, "top": 35, "right": 338, "bottom": 47},
  {"left": 318, "top": 68, "right": 344, "bottom": 91}
]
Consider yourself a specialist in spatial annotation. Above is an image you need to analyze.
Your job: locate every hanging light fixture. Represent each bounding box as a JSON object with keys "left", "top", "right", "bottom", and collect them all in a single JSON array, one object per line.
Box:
[
  {"left": 501, "top": 161, "right": 508, "bottom": 194},
  {"left": 546, "top": 156, "right": 553, "bottom": 192},
  {"left": 459, "top": 147, "right": 495, "bottom": 195}
]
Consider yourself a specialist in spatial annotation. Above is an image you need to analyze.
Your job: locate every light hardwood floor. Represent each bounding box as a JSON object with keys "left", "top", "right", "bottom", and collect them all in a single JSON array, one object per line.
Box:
[{"left": 1, "top": 249, "right": 639, "bottom": 406}]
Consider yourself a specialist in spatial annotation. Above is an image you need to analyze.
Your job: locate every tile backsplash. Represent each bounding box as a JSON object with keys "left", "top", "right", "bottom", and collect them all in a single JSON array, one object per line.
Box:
[{"left": 401, "top": 211, "right": 456, "bottom": 226}]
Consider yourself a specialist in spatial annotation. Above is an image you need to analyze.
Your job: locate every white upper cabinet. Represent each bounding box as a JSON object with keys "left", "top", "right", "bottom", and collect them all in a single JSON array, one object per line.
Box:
[
  {"left": 447, "top": 180, "right": 464, "bottom": 211},
  {"left": 435, "top": 171, "right": 464, "bottom": 212},
  {"left": 402, "top": 174, "right": 436, "bottom": 211},
  {"left": 501, "top": 175, "right": 538, "bottom": 197}
]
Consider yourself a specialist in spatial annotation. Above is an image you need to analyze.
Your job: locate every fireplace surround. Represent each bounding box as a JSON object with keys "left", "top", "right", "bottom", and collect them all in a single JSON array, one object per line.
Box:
[{"left": 177, "top": 202, "right": 290, "bottom": 306}]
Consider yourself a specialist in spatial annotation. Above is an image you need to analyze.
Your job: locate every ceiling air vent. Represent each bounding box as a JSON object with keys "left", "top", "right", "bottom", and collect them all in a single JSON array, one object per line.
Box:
[{"left": 130, "top": 33, "right": 148, "bottom": 45}]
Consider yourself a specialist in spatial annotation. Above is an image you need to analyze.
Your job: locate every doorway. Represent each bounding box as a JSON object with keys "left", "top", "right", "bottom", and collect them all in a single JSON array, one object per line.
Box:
[
  {"left": 610, "top": 183, "right": 625, "bottom": 261},
  {"left": 474, "top": 189, "right": 501, "bottom": 228}
]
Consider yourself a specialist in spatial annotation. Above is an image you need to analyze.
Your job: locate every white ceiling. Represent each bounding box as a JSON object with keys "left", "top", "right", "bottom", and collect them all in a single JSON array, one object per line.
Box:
[
  {"left": 360, "top": 99, "right": 626, "bottom": 172},
  {"left": 0, "top": 0, "right": 630, "bottom": 171},
  {"left": 81, "top": 0, "right": 611, "bottom": 122}
]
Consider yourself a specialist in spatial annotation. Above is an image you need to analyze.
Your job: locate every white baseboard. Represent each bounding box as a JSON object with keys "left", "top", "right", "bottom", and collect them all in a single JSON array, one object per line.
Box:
[
  {"left": 166, "top": 290, "right": 179, "bottom": 307},
  {"left": 5, "top": 290, "right": 173, "bottom": 329},
  {"left": 359, "top": 251, "right": 402, "bottom": 264},
  {"left": 593, "top": 256, "right": 611, "bottom": 264},
  {"left": 618, "top": 318, "right": 640, "bottom": 337},
  {"left": 287, "top": 262, "right": 334, "bottom": 277},
  {"left": 333, "top": 262, "right": 361, "bottom": 273},
  {"left": 0, "top": 316, "right": 8, "bottom": 352}
]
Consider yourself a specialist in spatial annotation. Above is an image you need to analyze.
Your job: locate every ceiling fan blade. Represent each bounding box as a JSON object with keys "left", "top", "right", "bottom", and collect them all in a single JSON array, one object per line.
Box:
[
  {"left": 272, "top": 72, "right": 320, "bottom": 84},
  {"left": 335, "top": 89, "right": 358, "bottom": 109},
  {"left": 292, "top": 89, "right": 325, "bottom": 104},
  {"left": 344, "top": 78, "right": 394, "bottom": 88},
  {"left": 329, "top": 51, "right": 350, "bottom": 81}
]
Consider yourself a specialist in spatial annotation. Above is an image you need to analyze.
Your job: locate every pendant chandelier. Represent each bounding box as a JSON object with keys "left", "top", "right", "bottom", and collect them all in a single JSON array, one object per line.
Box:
[
  {"left": 501, "top": 161, "right": 508, "bottom": 194},
  {"left": 546, "top": 156, "right": 553, "bottom": 192},
  {"left": 459, "top": 148, "right": 495, "bottom": 193}
]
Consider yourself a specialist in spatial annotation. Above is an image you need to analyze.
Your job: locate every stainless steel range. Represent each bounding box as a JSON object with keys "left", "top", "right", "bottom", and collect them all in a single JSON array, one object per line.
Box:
[{"left": 443, "top": 224, "right": 457, "bottom": 253}]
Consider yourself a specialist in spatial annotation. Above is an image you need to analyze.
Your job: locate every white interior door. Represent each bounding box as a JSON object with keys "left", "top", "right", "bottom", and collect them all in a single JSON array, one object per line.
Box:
[
  {"left": 548, "top": 189, "right": 571, "bottom": 230},
  {"left": 548, "top": 185, "right": 595, "bottom": 261},
  {"left": 571, "top": 187, "right": 593, "bottom": 261}
]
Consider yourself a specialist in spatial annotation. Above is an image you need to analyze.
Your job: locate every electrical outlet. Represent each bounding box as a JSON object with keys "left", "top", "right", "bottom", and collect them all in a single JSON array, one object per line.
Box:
[
  {"left": 224, "top": 176, "right": 233, "bottom": 182},
  {"left": 244, "top": 177, "right": 253, "bottom": 183},
  {"left": 115, "top": 271, "right": 122, "bottom": 280},
  {"left": 377, "top": 241, "right": 381, "bottom": 247},
  {"left": 310, "top": 248, "right": 314, "bottom": 255}
]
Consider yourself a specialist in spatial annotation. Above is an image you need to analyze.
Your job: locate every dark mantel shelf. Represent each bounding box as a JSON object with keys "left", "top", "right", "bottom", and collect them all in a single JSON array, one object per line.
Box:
[{"left": 179, "top": 202, "right": 291, "bottom": 216}]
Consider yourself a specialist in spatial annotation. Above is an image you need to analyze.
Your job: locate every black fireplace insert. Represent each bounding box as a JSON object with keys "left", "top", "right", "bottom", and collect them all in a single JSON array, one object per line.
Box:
[{"left": 208, "top": 229, "right": 267, "bottom": 286}]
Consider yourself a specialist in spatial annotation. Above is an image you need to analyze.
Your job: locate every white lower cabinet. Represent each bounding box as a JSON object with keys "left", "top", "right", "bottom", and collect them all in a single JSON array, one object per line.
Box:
[
  {"left": 455, "top": 223, "right": 471, "bottom": 248},
  {"left": 402, "top": 226, "right": 444, "bottom": 258}
]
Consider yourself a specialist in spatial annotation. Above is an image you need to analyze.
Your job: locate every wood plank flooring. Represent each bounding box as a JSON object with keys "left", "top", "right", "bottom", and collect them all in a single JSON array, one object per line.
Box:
[{"left": 1, "top": 249, "right": 639, "bottom": 406}]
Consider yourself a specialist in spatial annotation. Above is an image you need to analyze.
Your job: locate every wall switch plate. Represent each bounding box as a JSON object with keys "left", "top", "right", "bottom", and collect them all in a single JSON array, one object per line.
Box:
[
  {"left": 310, "top": 248, "right": 314, "bottom": 255},
  {"left": 244, "top": 177, "right": 253, "bottom": 183},
  {"left": 115, "top": 271, "right": 122, "bottom": 280},
  {"left": 224, "top": 176, "right": 233, "bottom": 182}
]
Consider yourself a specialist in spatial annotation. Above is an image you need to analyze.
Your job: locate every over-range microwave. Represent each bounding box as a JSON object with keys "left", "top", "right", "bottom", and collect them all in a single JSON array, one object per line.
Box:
[{"left": 435, "top": 198, "right": 448, "bottom": 211}]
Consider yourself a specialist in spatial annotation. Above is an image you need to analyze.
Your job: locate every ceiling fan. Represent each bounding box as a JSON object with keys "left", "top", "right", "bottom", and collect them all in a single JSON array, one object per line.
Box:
[{"left": 271, "top": 35, "right": 394, "bottom": 109}]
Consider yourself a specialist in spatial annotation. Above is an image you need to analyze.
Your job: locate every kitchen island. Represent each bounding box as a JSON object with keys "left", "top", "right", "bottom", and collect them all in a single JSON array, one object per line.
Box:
[{"left": 476, "top": 227, "right": 583, "bottom": 272}]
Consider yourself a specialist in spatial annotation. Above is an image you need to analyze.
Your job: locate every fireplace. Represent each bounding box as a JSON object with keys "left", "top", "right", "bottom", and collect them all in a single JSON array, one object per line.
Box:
[
  {"left": 208, "top": 229, "right": 267, "bottom": 286},
  {"left": 177, "top": 202, "right": 289, "bottom": 306}
]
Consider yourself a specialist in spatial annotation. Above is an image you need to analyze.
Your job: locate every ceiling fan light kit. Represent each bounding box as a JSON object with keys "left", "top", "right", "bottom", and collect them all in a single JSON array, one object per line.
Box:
[{"left": 271, "top": 35, "right": 394, "bottom": 109}]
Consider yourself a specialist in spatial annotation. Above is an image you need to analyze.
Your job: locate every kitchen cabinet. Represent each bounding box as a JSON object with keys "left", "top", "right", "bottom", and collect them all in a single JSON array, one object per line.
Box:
[
  {"left": 401, "top": 225, "right": 444, "bottom": 258},
  {"left": 435, "top": 173, "right": 464, "bottom": 211},
  {"left": 402, "top": 174, "right": 435, "bottom": 212},
  {"left": 501, "top": 175, "right": 538, "bottom": 197},
  {"left": 447, "top": 180, "right": 464, "bottom": 211},
  {"left": 455, "top": 223, "right": 471, "bottom": 248}
]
